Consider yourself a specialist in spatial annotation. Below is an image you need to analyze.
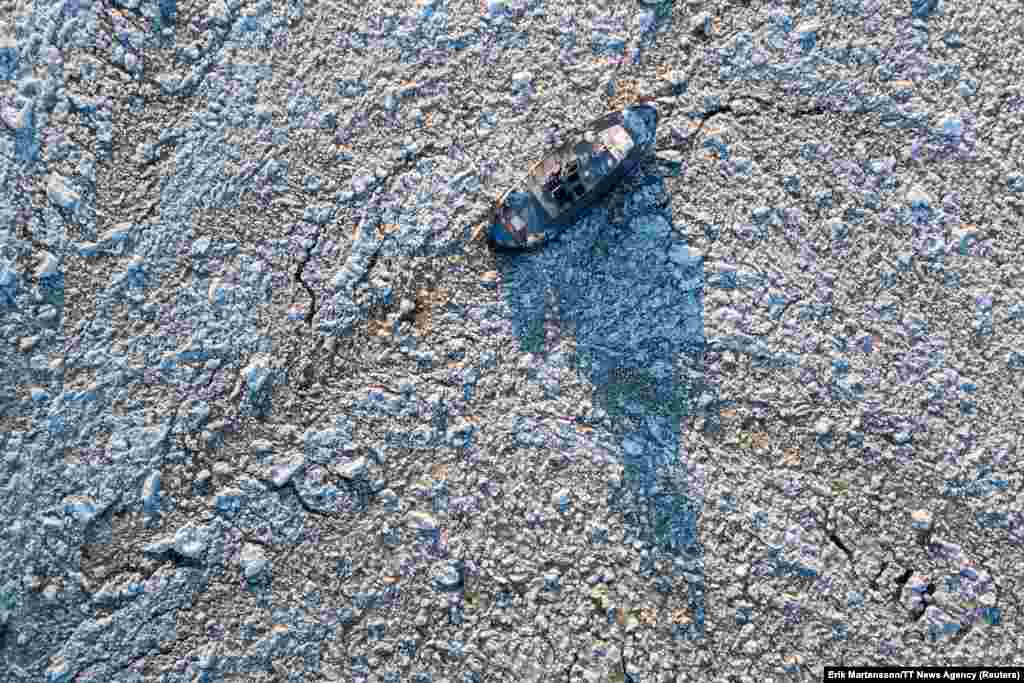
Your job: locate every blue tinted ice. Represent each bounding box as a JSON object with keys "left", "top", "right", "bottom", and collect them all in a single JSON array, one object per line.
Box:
[{"left": 624, "top": 107, "right": 655, "bottom": 145}]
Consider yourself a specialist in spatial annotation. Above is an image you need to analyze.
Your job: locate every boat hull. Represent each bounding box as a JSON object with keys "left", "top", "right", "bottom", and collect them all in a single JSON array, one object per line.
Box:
[{"left": 487, "top": 104, "right": 659, "bottom": 250}]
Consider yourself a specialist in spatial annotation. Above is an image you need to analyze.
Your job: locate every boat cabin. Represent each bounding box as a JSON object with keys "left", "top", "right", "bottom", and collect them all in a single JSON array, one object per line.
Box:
[{"left": 487, "top": 104, "right": 657, "bottom": 249}]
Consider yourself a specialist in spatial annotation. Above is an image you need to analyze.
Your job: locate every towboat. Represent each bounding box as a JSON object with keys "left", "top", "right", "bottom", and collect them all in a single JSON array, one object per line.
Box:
[{"left": 486, "top": 103, "right": 659, "bottom": 250}]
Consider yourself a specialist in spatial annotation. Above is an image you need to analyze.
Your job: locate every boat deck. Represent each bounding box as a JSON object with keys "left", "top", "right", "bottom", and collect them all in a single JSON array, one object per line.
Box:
[
  {"left": 526, "top": 124, "right": 636, "bottom": 221},
  {"left": 486, "top": 105, "right": 655, "bottom": 249}
]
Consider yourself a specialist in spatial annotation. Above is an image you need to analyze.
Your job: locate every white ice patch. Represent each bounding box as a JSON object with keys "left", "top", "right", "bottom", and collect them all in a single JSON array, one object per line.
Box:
[
  {"left": 241, "top": 543, "right": 268, "bottom": 578},
  {"left": 173, "top": 524, "right": 209, "bottom": 559},
  {"left": 47, "top": 173, "right": 80, "bottom": 210},
  {"left": 35, "top": 250, "right": 60, "bottom": 279}
]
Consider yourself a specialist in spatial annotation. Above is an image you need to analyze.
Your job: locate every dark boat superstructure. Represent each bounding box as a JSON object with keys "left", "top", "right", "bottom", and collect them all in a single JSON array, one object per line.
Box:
[{"left": 487, "top": 103, "right": 659, "bottom": 250}]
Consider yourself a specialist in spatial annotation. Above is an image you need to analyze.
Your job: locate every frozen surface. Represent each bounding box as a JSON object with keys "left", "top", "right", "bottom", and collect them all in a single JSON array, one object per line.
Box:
[{"left": 1, "top": 0, "right": 1023, "bottom": 680}]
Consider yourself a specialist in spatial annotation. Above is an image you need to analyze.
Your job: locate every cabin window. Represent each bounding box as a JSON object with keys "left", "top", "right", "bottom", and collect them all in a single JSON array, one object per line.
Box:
[{"left": 544, "top": 157, "right": 588, "bottom": 207}]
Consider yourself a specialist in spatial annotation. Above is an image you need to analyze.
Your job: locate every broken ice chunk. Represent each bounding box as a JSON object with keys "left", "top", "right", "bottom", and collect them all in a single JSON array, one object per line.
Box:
[
  {"left": 46, "top": 173, "right": 80, "bottom": 210},
  {"left": 62, "top": 496, "right": 98, "bottom": 524},
  {"left": 432, "top": 561, "right": 464, "bottom": 592},
  {"left": 241, "top": 543, "right": 268, "bottom": 579},
  {"left": 334, "top": 456, "right": 367, "bottom": 480},
  {"left": 904, "top": 184, "right": 934, "bottom": 208},
  {"left": 405, "top": 510, "right": 438, "bottom": 531},
  {"left": 268, "top": 454, "right": 304, "bottom": 487},
  {"left": 241, "top": 355, "right": 274, "bottom": 395},
  {"left": 215, "top": 488, "right": 242, "bottom": 516},
  {"left": 208, "top": 277, "right": 230, "bottom": 305},
  {"left": 173, "top": 525, "right": 209, "bottom": 560},
  {"left": 141, "top": 470, "right": 162, "bottom": 519},
  {"left": 35, "top": 251, "right": 60, "bottom": 279},
  {"left": 191, "top": 237, "right": 212, "bottom": 257}
]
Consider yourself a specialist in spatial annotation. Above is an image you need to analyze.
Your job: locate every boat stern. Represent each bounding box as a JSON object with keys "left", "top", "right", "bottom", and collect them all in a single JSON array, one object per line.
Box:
[
  {"left": 487, "top": 218, "right": 527, "bottom": 249},
  {"left": 487, "top": 190, "right": 550, "bottom": 249}
]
